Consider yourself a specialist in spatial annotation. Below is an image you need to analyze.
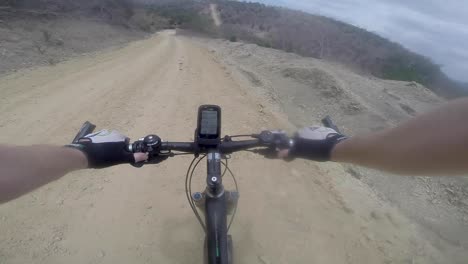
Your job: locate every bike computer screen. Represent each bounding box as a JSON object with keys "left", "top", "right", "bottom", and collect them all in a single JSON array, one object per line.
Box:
[{"left": 196, "top": 105, "right": 221, "bottom": 146}]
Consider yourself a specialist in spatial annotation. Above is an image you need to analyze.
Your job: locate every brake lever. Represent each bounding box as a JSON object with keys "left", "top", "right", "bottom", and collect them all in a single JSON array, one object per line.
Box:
[
  {"left": 322, "top": 116, "right": 341, "bottom": 133},
  {"left": 72, "top": 121, "right": 96, "bottom": 144},
  {"left": 257, "top": 130, "right": 293, "bottom": 149},
  {"left": 131, "top": 152, "right": 171, "bottom": 168},
  {"left": 131, "top": 162, "right": 145, "bottom": 168},
  {"left": 250, "top": 148, "right": 278, "bottom": 159},
  {"left": 252, "top": 130, "right": 294, "bottom": 160}
]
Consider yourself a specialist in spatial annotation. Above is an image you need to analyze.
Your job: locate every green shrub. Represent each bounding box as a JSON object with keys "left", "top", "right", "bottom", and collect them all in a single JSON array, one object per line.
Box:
[
  {"left": 255, "top": 39, "right": 272, "bottom": 48},
  {"left": 229, "top": 36, "right": 237, "bottom": 42},
  {"left": 381, "top": 54, "right": 440, "bottom": 85},
  {"left": 153, "top": 4, "right": 215, "bottom": 34}
]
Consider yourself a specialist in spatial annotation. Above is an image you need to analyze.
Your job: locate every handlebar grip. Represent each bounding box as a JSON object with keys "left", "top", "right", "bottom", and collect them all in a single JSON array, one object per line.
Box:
[
  {"left": 72, "top": 121, "right": 96, "bottom": 144},
  {"left": 321, "top": 116, "right": 341, "bottom": 133}
]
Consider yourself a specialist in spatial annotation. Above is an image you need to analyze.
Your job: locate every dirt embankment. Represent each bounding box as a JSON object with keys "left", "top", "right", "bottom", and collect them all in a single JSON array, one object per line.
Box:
[
  {"left": 0, "top": 24, "right": 466, "bottom": 263},
  {"left": 193, "top": 35, "right": 468, "bottom": 253},
  {"left": 0, "top": 9, "right": 150, "bottom": 77}
]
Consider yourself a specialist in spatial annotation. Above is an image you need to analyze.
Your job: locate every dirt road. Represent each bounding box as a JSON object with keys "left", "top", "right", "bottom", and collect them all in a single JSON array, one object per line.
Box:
[
  {"left": 210, "top": 4, "right": 222, "bottom": 27},
  {"left": 0, "top": 31, "right": 463, "bottom": 263}
]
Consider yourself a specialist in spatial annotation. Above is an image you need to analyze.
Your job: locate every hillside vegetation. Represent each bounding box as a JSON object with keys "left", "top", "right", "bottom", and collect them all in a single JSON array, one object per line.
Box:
[
  {"left": 134, "top": 0, "right": 468, "bottom": 98},
  {"left": 1, "top": 0, "right": 466, "bottom": 98},
  {"left": 213, "top": 1, "right": 466, "bottom": 98}
]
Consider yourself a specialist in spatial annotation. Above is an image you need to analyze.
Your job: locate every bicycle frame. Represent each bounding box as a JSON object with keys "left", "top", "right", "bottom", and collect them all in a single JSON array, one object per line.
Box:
[
  {"left": 205, "top": 151, "right": 229, "bottom": 264},
  {"left": 73, "top": 108, "right": 340, "bottom": 264}
]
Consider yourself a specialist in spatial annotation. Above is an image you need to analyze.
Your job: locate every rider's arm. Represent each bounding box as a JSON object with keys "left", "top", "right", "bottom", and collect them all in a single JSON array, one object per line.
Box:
[
  {"left": 0, "top": 130, "right": 147, "bottom": 204},
  {"left": 0, "top": 145, "right": 88, "bottom": 203},
  {"left": 331, "top": 98, "right": 468, "bottom": 175}
]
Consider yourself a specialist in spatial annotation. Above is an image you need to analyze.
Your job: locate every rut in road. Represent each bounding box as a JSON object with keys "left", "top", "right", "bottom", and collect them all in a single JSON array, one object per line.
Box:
[{"left": 0, "top": 31, "right": 455, "bottom": 264}]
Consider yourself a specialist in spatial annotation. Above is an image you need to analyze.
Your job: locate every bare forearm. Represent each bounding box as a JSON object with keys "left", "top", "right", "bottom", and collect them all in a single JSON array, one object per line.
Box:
[
  {"left": 0, "top": 145, "right": 88, "bottom": 203},
  {"left": 332, "top": 98, "right": 468, "bottom": 175}
]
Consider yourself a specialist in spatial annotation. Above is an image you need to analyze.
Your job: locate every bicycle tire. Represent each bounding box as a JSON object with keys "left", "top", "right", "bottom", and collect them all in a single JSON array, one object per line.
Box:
[{"left": 204, "top": 235, "right": 233, "bottom": 264}]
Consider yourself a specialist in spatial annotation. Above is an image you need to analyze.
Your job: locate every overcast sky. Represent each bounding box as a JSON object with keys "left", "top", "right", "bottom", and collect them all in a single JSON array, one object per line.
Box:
[{"left": 256, "top": 0, "right": 468, "bottom": 82}]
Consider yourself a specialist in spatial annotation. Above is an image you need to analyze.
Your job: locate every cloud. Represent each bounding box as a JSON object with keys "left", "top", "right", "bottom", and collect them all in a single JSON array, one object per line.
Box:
[{"left": 256, "top": 0, "right": 468, "bottom": 82}]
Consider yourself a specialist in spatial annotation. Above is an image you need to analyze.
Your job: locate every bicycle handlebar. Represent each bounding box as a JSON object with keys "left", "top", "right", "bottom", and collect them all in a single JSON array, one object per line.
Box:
[
  {"left": 156, "top": 139, "right": 262, "bottom": 154},
  {"left": 219, "top": 139, "right": 261, "bottom": 153},
  {"left": 160, "top": 142, "right": 196, "bottom": 152},
  {"left": 127, "top": 131, "right": 293, "bottom": 163},
  {"left": 71, "top": 115, "right": 341, "bottom": 167}
]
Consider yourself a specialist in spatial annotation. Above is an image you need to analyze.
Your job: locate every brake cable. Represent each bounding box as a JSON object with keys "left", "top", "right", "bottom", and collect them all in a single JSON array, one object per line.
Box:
[
  {"left": 184, "top": 154, "right": 239, "bottom": 233},
  {"left": 221, "top": 160, "right": 239, "bottom": 232},
  {"left": 185, "top": 155, "right": 207, "bottom": 231}
]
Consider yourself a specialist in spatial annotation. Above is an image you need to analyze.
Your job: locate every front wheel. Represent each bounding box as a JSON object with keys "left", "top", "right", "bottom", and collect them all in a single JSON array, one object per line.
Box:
[{"left": 204, "top": 235, "right": 233, "bottom": 264}]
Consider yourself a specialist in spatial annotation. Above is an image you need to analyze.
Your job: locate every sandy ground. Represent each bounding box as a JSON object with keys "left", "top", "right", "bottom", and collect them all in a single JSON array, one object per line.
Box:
[
  {"left": 194, "top": 35, "right": 468, "bottom": 252},
  {"left": 0, "top": 31, "right": 466, "bottom": 263}
]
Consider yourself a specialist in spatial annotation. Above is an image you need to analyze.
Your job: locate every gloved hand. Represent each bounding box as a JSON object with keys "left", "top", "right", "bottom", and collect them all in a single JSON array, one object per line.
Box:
[
  {"left": 283, "top": 126, "right": 347, "bottom": 161},
  {"left": 67, "top": 130, "right": 147, "bottom": 169}
]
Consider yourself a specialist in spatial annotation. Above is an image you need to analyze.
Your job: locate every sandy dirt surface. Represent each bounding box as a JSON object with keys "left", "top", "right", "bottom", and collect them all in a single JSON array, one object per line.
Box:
[
  {"left": 0, "top": 30, "right": 466, "bottom": 264},
  {"left": 194, "top": 36, "right": 468, "bottom": 252}
]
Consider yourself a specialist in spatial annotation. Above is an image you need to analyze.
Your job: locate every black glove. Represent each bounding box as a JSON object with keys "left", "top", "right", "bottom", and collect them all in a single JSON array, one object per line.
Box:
[
  {"left": 67, "top": 130, "right": 135, "bottom": 169},
  {"left": 290, "top": 126, "right": 347, "bottom": 161}
]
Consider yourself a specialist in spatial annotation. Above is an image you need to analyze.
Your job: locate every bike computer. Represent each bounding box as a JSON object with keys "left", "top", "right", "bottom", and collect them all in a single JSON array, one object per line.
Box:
[{"left": 196, "top": 105, "right": 221, "bottom": 147}]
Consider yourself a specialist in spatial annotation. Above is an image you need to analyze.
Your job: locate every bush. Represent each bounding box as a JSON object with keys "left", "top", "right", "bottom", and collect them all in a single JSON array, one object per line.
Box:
[
  {"left": 381, "top": 54, "right": 440, "bottom": 85},
  {"left": 130, "top": 10, "right": 157, "bottom": 32},
  {"left": 153, "top": 4, "right": 216, "bottom": 34},
  {"left": 254, "top": 39, "right": 272, "bottom": 48},
  {"left": 185, "top": 13, "right": 216, "bottom": 34},
  {"left": 229, "top": 36, "right": 237, "bottom": 42},
  {"left": 42, "top": 30, "right": 51, "bottom": 42}
]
